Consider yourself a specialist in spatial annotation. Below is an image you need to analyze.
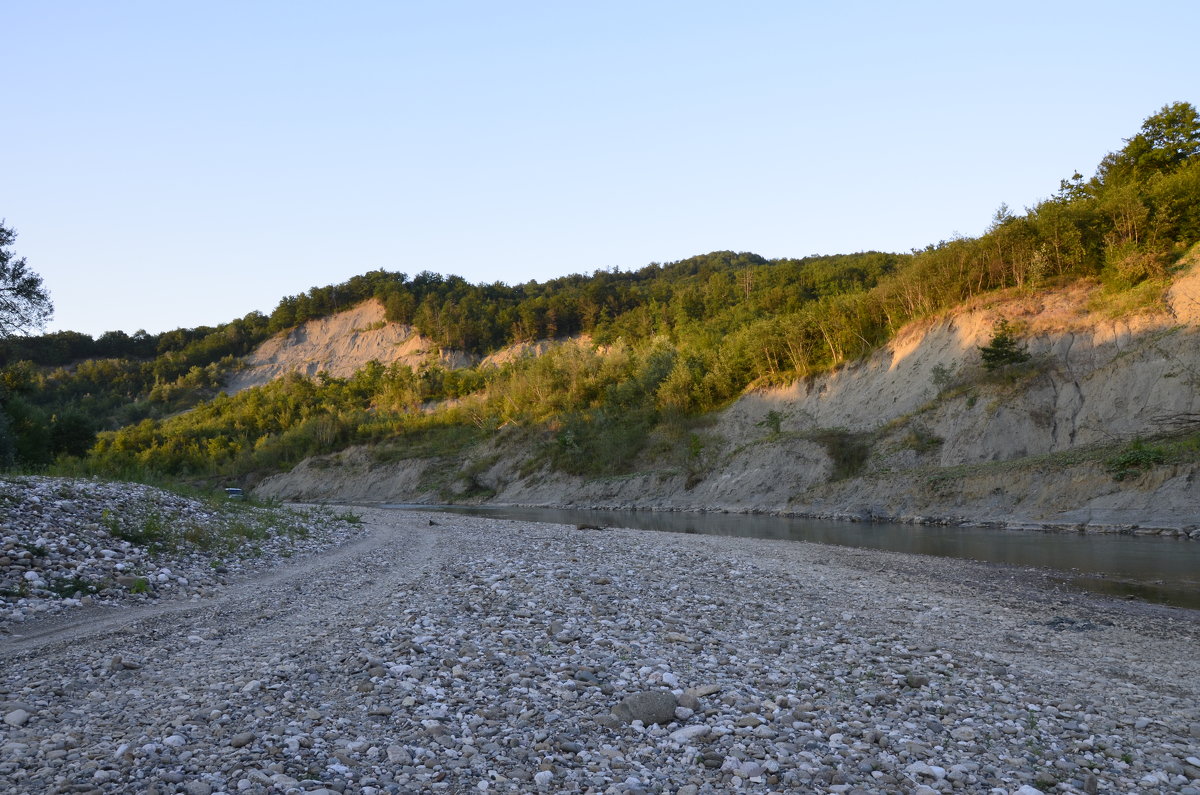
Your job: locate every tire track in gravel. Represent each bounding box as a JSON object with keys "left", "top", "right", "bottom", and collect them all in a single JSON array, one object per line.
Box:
[{"left": 0, "top": 509, "right": 441, "bottom": 662}]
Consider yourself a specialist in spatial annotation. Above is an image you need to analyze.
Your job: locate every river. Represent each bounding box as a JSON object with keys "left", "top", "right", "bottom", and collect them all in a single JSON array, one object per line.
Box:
[{"left": 386, "top": 504, "right": 1200, "bottom": 609}]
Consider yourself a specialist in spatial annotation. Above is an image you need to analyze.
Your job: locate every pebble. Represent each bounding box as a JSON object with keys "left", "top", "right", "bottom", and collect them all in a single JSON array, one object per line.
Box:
[
  {"left": 611, "top": 690, "right": 678, "bottom": 725},
  {"left": 669, "top": 725, "right": 710, "bottom": 743},
  {"left": 0, "top": 476, "right": 366, "bottom": 627},
  {"left": 3, "top": 708, "right": 30, "bottom": 727},
  {"left": 0, "top": 498, "right": 1196, "bottom": 794}
]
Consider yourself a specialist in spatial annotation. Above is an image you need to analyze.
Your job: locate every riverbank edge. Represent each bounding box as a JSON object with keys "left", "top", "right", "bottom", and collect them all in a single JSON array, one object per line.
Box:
[{"left": 314, "top": 497, "right": 1200, "bottom": 541}]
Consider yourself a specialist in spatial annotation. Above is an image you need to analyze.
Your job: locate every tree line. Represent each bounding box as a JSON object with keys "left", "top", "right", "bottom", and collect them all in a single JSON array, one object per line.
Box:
[{"left": 4, "top": 102, "right": 1198, "bottom": 476}]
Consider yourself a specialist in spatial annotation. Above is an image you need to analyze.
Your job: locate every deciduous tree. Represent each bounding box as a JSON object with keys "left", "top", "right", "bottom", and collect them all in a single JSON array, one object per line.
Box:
[{"left": 0, "top": 222, "right": 53, "bottom": 337}]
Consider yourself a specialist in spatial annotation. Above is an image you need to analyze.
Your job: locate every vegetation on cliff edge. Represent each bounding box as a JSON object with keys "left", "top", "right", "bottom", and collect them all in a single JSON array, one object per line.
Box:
[{"left": 3, "top": 102, "right": 1198, "bottom": 482}]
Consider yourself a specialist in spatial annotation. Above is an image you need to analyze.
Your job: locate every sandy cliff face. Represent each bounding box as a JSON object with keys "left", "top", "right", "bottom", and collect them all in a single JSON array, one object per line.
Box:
[
  {"left": 256, "top": 254, "right": 1200, "bottom": 533},
  {"left": 225, "top": 300, "right": 473, "bottom": 393}
]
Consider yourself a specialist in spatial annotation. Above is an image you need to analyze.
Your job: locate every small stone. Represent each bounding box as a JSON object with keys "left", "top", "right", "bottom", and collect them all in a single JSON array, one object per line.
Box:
[
  {"left": 1034, "top": 770, "right": 1057, "bottom": 787},
  {"left": 230, "top": 733, "right": 255, "bottom": 748},
  {"left": 669, "top": 725, "right": 710, "bottom": 744},
  {"left": 737, "top": 761, "right": 765, "bottom": 778},
  {"left": 533, "top": 770, "right": 553, "bottom": 786},
  {"left": 611, "top": 691, "right": 678, "bottom": 725},
  {"left": 3, "top": 709, "right": 30, "bottom": 727}
]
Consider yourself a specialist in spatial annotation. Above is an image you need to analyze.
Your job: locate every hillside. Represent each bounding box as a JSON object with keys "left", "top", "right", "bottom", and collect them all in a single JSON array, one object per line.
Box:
[
  {"left": 224, "top": 299, "right": 474, "bottom": 393},
  {"left": 5, "top": 101, "right": 1200, "bottom": 528},
  {"left": 254, "top": 247, "right": 1200, "bottom": 534}
]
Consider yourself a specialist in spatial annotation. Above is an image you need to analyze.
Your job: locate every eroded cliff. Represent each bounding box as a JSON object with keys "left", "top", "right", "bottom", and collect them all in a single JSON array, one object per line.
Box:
[{"left": 255, "top": 254, "right": 1200, "bottom": 534}]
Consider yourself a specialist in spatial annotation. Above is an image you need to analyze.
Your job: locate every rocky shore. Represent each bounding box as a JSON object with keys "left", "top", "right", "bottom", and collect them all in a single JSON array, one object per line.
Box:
[
  {"left": 1, "top": 486, "right": 1198, "bottom": 793},
  {"left": 1, "top": 477, "right": 367, "bottom": 628}
]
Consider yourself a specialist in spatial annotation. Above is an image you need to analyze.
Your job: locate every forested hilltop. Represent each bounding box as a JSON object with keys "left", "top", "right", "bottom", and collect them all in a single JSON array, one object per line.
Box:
[{"left": 3, "top": 102, "right": 1199, "bottom": 490}]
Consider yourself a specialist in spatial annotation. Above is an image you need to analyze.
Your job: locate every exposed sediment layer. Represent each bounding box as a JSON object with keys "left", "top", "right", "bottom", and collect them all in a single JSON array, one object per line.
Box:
[{"left": 256, "top": 255, "right": 1200, "bottom": 534}]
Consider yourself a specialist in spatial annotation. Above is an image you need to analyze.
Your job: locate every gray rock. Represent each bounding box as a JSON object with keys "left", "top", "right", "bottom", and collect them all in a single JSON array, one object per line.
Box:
[
  {"left": 669, "top": 725, "right": 710, "bottom": 743},
  {"left": 612, "top": 691, "right": 679, "bottom": 725},
  {"left": 3, "top": 709, "right": 29, "bottom": 727},
  {"left": 950, "top": 726, "right": 975, "bottom": 741}
]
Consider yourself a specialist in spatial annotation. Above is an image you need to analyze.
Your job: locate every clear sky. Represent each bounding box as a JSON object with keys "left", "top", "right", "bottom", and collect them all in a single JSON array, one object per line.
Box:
[{"left": 7, "top": 1, "right": 1198, "bottom": 337}]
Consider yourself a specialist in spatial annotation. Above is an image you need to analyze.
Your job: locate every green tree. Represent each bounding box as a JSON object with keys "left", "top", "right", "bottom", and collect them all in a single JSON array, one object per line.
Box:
[
  {"left": 0, "top": 222, "right": 53, "bottom": 337},
  {"left": 978, "top": 319, "right": 1031, "bottom": 371},
  {"left": 1097, "top": 102, "right": 1200, "bottom": 183}
]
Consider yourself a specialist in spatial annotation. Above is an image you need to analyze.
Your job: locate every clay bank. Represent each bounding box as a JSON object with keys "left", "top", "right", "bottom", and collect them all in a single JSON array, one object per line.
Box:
[{"left": 256, "top": 249, "right": 1200, "bottom": 539}]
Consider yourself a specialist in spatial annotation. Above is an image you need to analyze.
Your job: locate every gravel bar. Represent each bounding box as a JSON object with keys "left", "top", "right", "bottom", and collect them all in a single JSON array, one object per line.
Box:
[{"left": 1, "top": 495, "right": 1199, "bottom": 794}]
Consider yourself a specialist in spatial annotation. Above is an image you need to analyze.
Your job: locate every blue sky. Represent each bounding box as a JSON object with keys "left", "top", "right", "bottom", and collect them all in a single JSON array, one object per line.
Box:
[{"left": 7, "top": 1, "right": 1199, "bottom": 336}]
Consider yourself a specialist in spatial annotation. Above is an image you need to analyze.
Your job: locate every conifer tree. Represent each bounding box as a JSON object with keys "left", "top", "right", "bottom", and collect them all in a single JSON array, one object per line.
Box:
[{"left": 979, "top": 319, "right": 1030, "bottom": 371}]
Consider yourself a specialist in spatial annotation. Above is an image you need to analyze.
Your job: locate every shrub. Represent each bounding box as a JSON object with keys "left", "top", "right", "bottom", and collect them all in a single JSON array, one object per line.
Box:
[
  {"left": 755, "top": 410, "right": 784, "bottom": 436},
  {"left": 978, "top": 319, "right": 1031, "bottom": 371},
  {"left": 808, "top": 428, "right": 872, "bottom": 480},
  {"left": 1106, "top": 440, "right": 1166, "bottom": 481},
  {"left": 900, "top": 426, "right": 943, "bottom": 454}
]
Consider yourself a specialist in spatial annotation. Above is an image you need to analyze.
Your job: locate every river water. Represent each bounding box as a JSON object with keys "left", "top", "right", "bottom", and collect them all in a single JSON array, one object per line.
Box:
[{"left": 386, "top": 504, "right": 1200, "bottom": 610}]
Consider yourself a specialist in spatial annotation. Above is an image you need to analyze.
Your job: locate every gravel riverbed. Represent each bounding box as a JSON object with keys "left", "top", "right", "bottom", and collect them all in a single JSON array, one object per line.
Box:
[
  {"left": 1, "top": 483, "right": 1199, "bottom": 794},
  {"left": 1, "top": 477, "right": 366, "bottom": 627}
]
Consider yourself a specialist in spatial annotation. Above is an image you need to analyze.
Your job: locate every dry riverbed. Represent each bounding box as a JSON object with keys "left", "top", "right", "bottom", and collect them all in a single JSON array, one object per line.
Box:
[{"left": 1, "top": 484, "right": 1199, "bottom": 794}]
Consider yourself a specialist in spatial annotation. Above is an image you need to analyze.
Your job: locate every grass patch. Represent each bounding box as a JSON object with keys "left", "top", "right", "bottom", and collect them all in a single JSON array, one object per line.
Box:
[
  {"left": 331, "top": 508, "right": 364, "bottom": 523},
  {"left": 1086, "top": 277, "right": 1170, "bottom": 319},
  {"left": 549, "top": 408, "right": 656, "bottom": 478},
  {"left": 1106, "top": 440, "right": 1167, "bottom": 481},
  {"left": 1103, "top": 431, "right": 1200, "bottom": 480},
  {"left": 898, "top": 426, "right": 944, "bottom": 454},
  {"left": 641, "top": 414, "right": 721, "bottom": 488},
  {"left": 371, "top": 423, "right": 487, "bottom": 463},
  {"left": 441, "top": 454, "right": 501, "bottom": 502},
  {"left": 47, "top": 576, "right": 101, "bottom": 598},
  {"left": 978, "top": 356, "right": 1051, "bottom": 388},
  {"left": 919, "top": 428, "right": 1200, "bottom": 493},
  {"left": 102, "top": 508, "right": 171, "bottom": 549},
  {"left": 806, "top": 428, "right": 873, "bottom": 481}
]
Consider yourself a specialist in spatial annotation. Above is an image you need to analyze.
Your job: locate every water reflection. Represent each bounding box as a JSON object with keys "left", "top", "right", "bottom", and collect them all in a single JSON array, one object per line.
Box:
[{"left": 385, "top": 504, "right": 1200, "bottom": 609}]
